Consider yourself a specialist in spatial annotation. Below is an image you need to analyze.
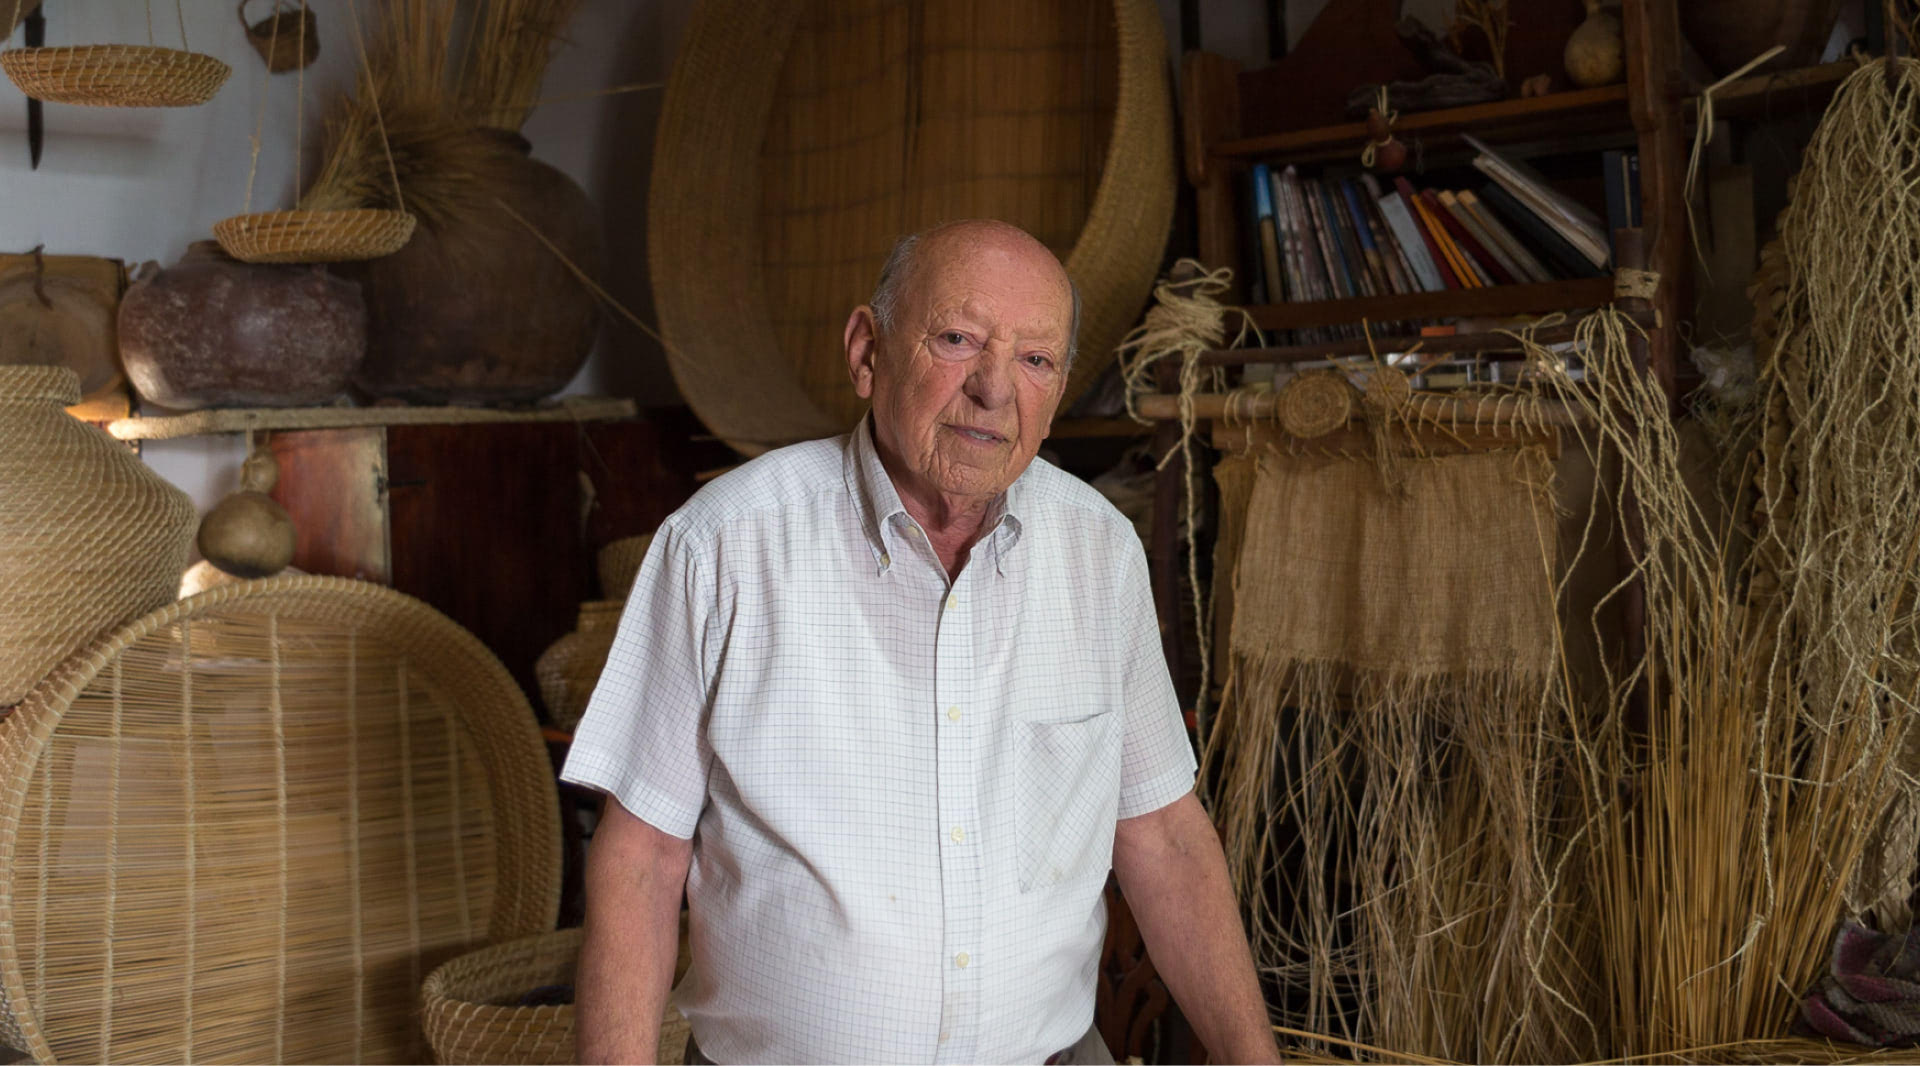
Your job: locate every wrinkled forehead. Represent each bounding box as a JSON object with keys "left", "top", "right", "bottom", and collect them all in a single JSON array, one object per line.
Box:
[{"left": 906, "top": 239, "right": 1074, "bottom": 341}]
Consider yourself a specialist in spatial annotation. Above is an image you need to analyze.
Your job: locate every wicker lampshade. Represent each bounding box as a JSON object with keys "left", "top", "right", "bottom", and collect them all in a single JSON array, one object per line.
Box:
[{"left": 0, "top": 576, "right": 561, "bottom": 1064}]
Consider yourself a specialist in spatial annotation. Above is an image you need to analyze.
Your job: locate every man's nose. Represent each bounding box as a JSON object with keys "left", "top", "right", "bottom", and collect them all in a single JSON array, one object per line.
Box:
[{"left": 963, "top": 353, "right": 1015, "bottom": 409}]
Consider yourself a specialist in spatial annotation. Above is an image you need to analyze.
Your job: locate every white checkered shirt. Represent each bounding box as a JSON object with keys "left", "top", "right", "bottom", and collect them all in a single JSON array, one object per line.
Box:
[{"left": 562, "top": 418, "right": 1196, "bottom": 1064}]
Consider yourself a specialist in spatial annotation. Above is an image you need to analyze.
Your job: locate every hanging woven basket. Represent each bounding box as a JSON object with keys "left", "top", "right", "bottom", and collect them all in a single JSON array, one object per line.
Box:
[
  {"left": 648, "top": 0, "right": 1176, "bottom": 453},
  {"left": 212, "top": 208, "right": 418, "bottom": 264},
  {"left": 0, "top": 44, "right": 230, "bottom": 107},
  {"left": 420, "top": 926, "right": 693, "bottom": 1066},
  {"left": 0, "top": 575, "right": 562, "bottom": 1064}
]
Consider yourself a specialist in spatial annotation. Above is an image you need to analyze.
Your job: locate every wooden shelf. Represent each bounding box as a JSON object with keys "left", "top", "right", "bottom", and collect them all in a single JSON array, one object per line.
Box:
[
  {"left": 1212, "top": 85, "right": 1632, "bottom": 165},
  {"left": 108, "top": 396, "right": 638, "bottom": 441},
  {"left": 1244, "top": 277, "right": 1616, "bottom": 332},
  {"left": 1689, "top": 58, "right": 1855, "bottom": 124}
]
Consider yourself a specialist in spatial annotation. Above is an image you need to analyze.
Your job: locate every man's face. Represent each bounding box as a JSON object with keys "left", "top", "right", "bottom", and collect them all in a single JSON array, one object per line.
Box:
[{"left": 846, "top": 225, "right": 1072, "bottom": 504}]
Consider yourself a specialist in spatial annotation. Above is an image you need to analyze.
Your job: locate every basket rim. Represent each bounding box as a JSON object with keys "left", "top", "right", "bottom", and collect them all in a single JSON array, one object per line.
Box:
[
  {"left": 212, "top": 209, "right": 418, "bottom": 263},
  {"left": 0, "top": 43, "right": 232, "bottom": 108},
  {"left": 0, "top": 574, "right": 562, "bottom": 1063}
]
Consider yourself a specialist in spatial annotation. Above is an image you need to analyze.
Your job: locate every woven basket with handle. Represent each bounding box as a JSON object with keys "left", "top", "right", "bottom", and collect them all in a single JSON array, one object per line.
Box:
[
  {"left": 0, "top": 575, "right": 561, "bottom": 1064},
  {"left": 420, "top": 925, "right": 693, "bottom": 1065}
]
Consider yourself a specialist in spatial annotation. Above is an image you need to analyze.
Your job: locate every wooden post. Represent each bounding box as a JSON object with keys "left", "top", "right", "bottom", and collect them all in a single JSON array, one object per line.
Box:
[
  {"left": 1612, "top": 228, "right": 1653, "bottom": 724},
  {"left": 1621, "top": 0, "right": 1687, "bottom": 399},
  {"left": 1182, "top": 51, "right": 1244, "bottom": 298}
]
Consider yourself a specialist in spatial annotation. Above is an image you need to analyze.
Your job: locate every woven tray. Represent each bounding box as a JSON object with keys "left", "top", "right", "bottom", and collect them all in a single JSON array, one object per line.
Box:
[
  {"left": 213, "top": 209, "right": 417, "bottom": 264},
  {"left": 0, "top": 44, "right": 230, "bottom": 107},
  {"left": 420, "top": 925, "right": 693, "bottom": 1066},
  {"left": 0, "top": 575, "right": 561, "bottom": 1064}
]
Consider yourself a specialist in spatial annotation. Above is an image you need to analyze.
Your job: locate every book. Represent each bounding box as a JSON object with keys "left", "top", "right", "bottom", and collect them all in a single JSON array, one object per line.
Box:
[
  {"left": 1339, "top": 178, "right": 1401, "bottom": 294},
  {"left": 1238, "top": 166, "right": 1267, "bottom": 302},
  {"left": 1439, "top": 189, "right": 1527, "bottom": 285},
  {"left": 1410, "top": 186, "right": 1483, "bottom": 288},
  {"left": 1476, "top": 182, "right": 1606, "bottom": 280},
  {"left": 1251, "top": 164, "right": 1285, "bottom": 301},
  {"left": 1457, "top": 189, "right": 1555, "bottom": 284},
  {"left": 1304, "top": 179, "right": 1356, "bottom": 298},
  {"left": 1463, "top": 133, "right": 1610, "bottom": 268},
  {"left": 1601, "top": 149, "right": 1641, "bottom": 263},
  {"left": 1318, "top": 179, "right": 1375, "bottom": 297},
  {"left": 1272, "top": 168, "right": 1316, "bottom": 304},
  {"left": 1346, "top": 178, "right": 1413, "bottom": 294},
  {"left": 1393, "top": 177, "right": 1462, "bottom": 289},
  {"left": 1377, "top": 189, "right": 1446, "bottom": 292},
  {"left": 1360, "top": 174, "right": 1424, "bottom": 294},
  {"left": 1276, "top": 169, "right": 1325, "bottom": 302},
  {"left": 1422, "top": 189, "right": 1511, "bottom": 285}
]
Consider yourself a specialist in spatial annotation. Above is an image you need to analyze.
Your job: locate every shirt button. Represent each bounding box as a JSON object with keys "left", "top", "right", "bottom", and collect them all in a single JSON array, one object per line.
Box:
[
  {"left": 946, "top": 594, "right": 958, "bottom": 610},
  {"left": 954, "top": 952, "right": 969, "bottom": 968},
  {"left": 939, "top": 1031, "right": 951, "bottom": 1044},
  {"left": 947, "top": 706, "right": 961, "bottom": 722},
  {"left": 879, "top": 553, "right": 890, "bottom": 567},
  {"left": 950, "top": 826, "right": 965, "bottom": 843}
]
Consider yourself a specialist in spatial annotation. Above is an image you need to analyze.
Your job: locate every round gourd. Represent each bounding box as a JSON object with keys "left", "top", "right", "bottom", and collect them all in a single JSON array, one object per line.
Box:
[{"left": 198, "top": 490, "right": 296, "bottom": 578}]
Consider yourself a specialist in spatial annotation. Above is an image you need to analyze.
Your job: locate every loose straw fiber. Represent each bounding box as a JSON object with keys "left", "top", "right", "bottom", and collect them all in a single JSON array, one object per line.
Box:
[
  {"left": 421, "top": 926, "right": 693, "bottom": 1065},
  {"left": 649, "top": 0, "right": 1175, "bottom": 452},
  {"left": 0, "top": 575, "right": 561, "bottom": 1064},
  {"left": 0, "top": 366, "right": 195, "bottom": 706},
  {"left": 0, "top": 45, "right": 230, "bottom": 107}
]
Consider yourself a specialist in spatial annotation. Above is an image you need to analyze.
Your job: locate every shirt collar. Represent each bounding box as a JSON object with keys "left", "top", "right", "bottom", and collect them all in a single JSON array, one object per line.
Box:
[{"left": 843, "top": 415, "right": 1027, "bottom": 576}]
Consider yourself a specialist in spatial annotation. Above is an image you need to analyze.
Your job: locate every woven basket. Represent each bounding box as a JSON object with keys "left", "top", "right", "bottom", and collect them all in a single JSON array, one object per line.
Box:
[
  {"left": 213, "top": 208, "right": 418, "bottom": 264},
  {"left": 1276, "top": 370, "right": 1357, "bottom": 439},
  {"left": 420, "top": 925, "right": 693, "bottom": 1065},
  {"left": 0, "top": 45, "right": 230, "bottom": 107},
  {"left": 0, "top": 575, "right": 562, "bottom": 1064},
  {"left": 596, "top": 534, "right": 652, "bottom": 601},
  {"left": 649, "top": 0, "right": 1175, "bottom": 453},
  {"left": 0, "top": 366, "right": 195, "bottom": 705},
  {"left": 535, "top": 601, "right": 622, "bottom": 733}
]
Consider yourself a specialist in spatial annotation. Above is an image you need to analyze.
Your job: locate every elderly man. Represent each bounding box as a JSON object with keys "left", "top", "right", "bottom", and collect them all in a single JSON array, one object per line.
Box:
[{"left": 564, "top": 219, "right": 1278, "bottom": 1065}]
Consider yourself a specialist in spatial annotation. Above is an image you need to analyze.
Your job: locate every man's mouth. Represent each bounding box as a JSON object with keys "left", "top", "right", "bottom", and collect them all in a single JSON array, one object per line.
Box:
[{"left": 948, "top": 425, "right": 1007, "bottom": 444}]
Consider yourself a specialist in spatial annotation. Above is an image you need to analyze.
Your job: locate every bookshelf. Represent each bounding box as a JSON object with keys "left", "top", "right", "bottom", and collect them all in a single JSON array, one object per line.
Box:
[{"left": 1181, "top": 0, "right": 1690, "bottom": 390}]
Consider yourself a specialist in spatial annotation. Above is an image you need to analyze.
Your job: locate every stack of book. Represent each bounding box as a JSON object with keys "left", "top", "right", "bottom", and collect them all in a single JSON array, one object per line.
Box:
[{"left": 1242, "top": 141, "right": 1639, "bottom": 323}]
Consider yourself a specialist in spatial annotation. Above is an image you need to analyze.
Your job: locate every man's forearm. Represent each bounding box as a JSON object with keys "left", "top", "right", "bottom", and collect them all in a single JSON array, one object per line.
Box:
[
  {"left": 577, "top": 798, "right": 694, "bottom": 1065},
  {"left": 1112, "top": 792, "right": 1280, "bottom": 1064}
]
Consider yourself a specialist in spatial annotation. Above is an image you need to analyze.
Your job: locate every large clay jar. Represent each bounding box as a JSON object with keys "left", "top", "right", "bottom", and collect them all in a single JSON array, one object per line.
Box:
[
  {"left": 118, "top": 241, "right": 367, "bottom": 409},
  {"left": 535, "top": 600, "right": 622, "bottom": 732},
  {"left": 0, "top": 366, "right": 196, "bottom": 704},
  {"left": 1680, "top": 0, "right": 1844, "bottom": 78},
  {"left": 340, "top": 128, "right": 604, "bottom": 405}
]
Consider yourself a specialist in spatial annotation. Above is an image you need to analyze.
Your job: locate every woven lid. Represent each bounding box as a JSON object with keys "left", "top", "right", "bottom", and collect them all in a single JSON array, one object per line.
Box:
[{"left": 0, "top": 575, "right": 561, "bottom": 1063}]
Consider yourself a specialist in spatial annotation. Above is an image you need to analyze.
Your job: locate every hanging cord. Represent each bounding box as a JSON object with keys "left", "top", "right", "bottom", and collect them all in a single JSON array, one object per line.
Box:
[
  {"left": 1683, "top": 44, "right": 1787, "bottom": 274},
  {"left": 1360, "top": 85, "right": 1398, "bottom": 168},
  {"left": 175, "top": 0, "right": 189, "bottom": 50},
  {"left": 241, "top": 7, "right": 281, "bottom": 214},
  {"left": 1119, "top": 261, "right": 1257, "bottom": 732},
  {"left": 146, "top": 0, "right": 155, "bottom": 47},
  {"left": 340, "top": 0, "right": 405, "bottom": 213}
]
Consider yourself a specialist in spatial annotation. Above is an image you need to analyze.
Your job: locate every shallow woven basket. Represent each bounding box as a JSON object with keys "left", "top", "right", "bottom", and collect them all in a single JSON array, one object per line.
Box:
[
  {"left": 420, "top": 926, "right": 692, "bottom": 1065},
  {"left": 649, "top": 0, "right": 1176, "bottom": 453},
  {"left": 0, "top": 575, "right": 562, "bottom": 1064},
  {"left": 535, "top": 601, "right": 621, "bottom": 733},
  {"left": 596, "top": 535, "right": 652, "bottom": 601},
  {"left": 212, "top": 208, "right": 418, "bottom": 264},
  {"left": 0, "top": 45, "right": 230, "bottom": 107}
]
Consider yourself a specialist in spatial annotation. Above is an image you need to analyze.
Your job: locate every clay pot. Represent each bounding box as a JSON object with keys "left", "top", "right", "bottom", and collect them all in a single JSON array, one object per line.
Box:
[
  {"left": 1681, "top": 0, "right": 1844, "bottom": 79},
  {"left": 339, "top": 128, "right": 604, "bottom": 406},
  {"left": 0, "top": 366, "right": 196, "bottom": 704},
  {"left": 1565, "top": 0, "right": 1624, "bottom": 89},
  {"left": 118, "top": 241, "right": 366, "bottom": 410},
  {"left": 535, "top": 600, "right": 623, "bottom": 732}
]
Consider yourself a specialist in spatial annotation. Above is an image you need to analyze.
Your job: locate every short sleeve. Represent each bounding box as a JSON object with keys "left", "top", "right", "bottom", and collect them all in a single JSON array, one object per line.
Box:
[
  {"left": 1113, "top": 537, "right": 1199, "bottom": 820},
  {"left": 560, "top": 522, "right": 715, "bottom": 839}
]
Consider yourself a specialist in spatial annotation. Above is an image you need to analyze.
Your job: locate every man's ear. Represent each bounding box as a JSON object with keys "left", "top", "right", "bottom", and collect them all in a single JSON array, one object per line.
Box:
[{"left": 845, "top": 306, "right": 880, "bottom": 400}]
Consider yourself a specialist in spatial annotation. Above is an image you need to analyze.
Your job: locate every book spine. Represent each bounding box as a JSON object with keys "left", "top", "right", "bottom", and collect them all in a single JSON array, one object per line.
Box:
[
  {"left": 1477, "top": 182, "right": 1605, "bottom": 280},
  {"left": 1284, "top": 170, "right": 1332, "bottom": 301},
  {"left": 1410, "top": 187, "right": 1482, "bottom": 288},
  {"left": 1471, "top": 156, "right": 1610, "bottom": 268},
  {"left": 1320, "top": 179, "right": 1376, "bottom": 296},
  {"left": 1269, "top": 168, "right": 1308, "bottom": 305},
  {"left": 1394, "top": 177, "right": 1461, "bottom": 289},
  {"left": 1458, "top": 190, "right": 1554, "bottom": 283},
  {"left": 1341, "top": 178, "right": 1404, "bottom": 294},
  {"left": 1253, "top": 164, "right": 1285, "bottom": 301},
  {"left": 1441, "top": 189, "right": 1524, "bottom": 285},
  {"left": 1304, "top": 179, "right": 1354, "bottom": 298},
  {"left": 1360, "top": 174, "right": 1424, "bottom": 294},
  {"left": 1378, "top": 191, "right": 1444, "bottom": 292},
  {"left": 1422, "top": 189, "right": 1507, "bottom": 285}
]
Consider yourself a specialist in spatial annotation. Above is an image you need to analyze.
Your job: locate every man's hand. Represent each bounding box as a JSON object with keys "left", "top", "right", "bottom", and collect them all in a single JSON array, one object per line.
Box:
[
  {"left": 1112, "top": 790, "right": 1282, "bottom": 1064},
  {"left": 577, "top": 797, "right": 694, "bottom": 1065}
]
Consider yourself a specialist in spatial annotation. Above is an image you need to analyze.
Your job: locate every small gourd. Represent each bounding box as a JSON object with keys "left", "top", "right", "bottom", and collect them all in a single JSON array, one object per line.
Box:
[
  {"left": 197, "top": 447, "right": 297, "bottom": 579},
  {"left": 1565, "top": 0, "right": 1624, "bottom": 88}
]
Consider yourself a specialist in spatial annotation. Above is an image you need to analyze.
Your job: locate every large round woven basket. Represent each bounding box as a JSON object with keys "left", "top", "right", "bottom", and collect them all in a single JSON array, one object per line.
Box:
[
  {"left": 0, "top": 575, "right": 562, "bottom": 1064},
  {"left": 649, "top": 0, "right": 1175, "bottom": 453},
  {"left": 0, "top": 44, "right": 230, "bottom": 107},
  {"left": 420, "top": 926, "right": 693, "bottom": 1065}
]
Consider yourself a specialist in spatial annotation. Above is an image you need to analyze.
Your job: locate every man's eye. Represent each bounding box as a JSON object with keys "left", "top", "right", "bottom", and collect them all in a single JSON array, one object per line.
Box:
[
  {"left": 1024, "top": 354, "right": 1054, "bottom": 369},
  {"left": 941, "top": 331, "right": 969, "bottom": 346}
]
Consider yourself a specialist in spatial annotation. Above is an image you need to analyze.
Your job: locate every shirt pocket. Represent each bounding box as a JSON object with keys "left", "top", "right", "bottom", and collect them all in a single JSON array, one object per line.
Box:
[{"left": 1015, "top": 708, "right": 1123, "bottom": 893}]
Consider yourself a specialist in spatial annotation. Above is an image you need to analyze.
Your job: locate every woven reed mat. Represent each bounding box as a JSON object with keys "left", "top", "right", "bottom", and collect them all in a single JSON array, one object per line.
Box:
[
  {"left": 1206, "top": 446, "right": 1577, "bottom": 1063},
  {"left": 0, "top": 575, "right": 560, "bottom": 1064}
]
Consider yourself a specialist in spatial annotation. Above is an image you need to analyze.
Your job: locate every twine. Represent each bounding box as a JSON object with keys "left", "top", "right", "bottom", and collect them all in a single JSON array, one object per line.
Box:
[
  {"left": 1360, "top": 84, "right": 1398, "bottom": 169},
  {"left": 1684, "top": 44, "right": 1788, "bottom": 274},
  {"left": 1613, "top": 268, "right": 1661, "bottom": 301},
  {"left": 1118, "top": 260, "right": 1256, "bottom": 729}
]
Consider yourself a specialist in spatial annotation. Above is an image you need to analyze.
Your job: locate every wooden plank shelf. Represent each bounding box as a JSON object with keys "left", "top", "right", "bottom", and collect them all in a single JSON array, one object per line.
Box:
[
  {"left": 1211, "top": 85, "right": 1631, "bottom": 164},
  {"left": 1689, "top": 58, "right": 1855, "bottom": 124},
  {"left": 1244, "top": 277, "right": 1617, "bottom": 332},
  {"left": 108, "top": 396, "right": 638, "bottom": 441}
]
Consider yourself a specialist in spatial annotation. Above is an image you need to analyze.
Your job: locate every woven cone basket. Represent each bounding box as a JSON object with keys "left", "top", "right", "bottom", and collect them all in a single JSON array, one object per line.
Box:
[
  {"left": 0, "top": 44, "right": 230, "bottom": 107},
  {"left": 420, "top": 926, "right": 693, "bottom": 1065},
  {"left": 536, "top": 601, "right": 622, "bottom": 733},
  {"left": 0, "top": 366, "right": 195, "bottom": 706},
  {"left": 649, "top": 0, "right": 1175, "bottom": 453},
  {"left": 0, "top": 575, "right": 562, "bottom": 1063}
]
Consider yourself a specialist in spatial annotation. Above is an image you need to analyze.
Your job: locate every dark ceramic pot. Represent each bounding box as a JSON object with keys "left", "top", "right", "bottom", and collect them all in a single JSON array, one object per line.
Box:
[{"left": 118, "top": 241, "right": 367, "bottom": 409}]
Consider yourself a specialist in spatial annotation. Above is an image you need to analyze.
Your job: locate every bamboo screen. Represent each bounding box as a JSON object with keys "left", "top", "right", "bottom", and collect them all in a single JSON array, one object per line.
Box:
[
  {"left": 0, "top": 580, "right": 560, "bottom": 1064},
  {"left": 758, "top": 0, "right": 1119, "bottom": 428}
]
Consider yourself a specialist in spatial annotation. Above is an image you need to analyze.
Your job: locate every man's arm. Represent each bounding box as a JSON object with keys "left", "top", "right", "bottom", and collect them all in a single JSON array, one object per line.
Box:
[
  {"left": 1111, "top": 790, "right": 1281, "bottom": 1064},
  {"left": 577, "top": 796, "right": 694, "bottom": 1065}
]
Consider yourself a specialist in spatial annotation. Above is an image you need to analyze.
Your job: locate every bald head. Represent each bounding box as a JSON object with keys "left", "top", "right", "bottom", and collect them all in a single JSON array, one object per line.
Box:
[{"left": 869, "top": 220, "right": 1081, "bottom": 369}]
